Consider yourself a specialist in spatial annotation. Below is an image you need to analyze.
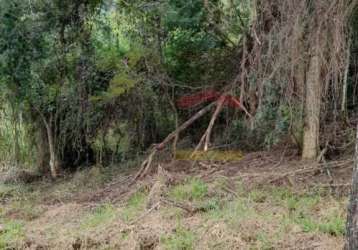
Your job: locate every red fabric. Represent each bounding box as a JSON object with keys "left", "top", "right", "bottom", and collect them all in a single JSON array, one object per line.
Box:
[
  {"left": 177, "top": 90, "right": 242, "bottom": 110},
  {"left": 176, "top": 90, "right": 220, "bottom": 109}
]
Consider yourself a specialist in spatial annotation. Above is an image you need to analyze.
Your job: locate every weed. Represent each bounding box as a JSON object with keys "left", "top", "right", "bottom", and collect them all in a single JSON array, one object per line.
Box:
[
  {"left": 255, "top": 231, "right": 274, "bottom": 250},
  {"left": 249, "top": 190, "right": 267, "bottom": 203},
  {"left": 169, "top": 178, "right": 208, "bottom": 202},
  {"left": 293, "top": 207, "right": 345, "bottom": 236},
  {"left": 81, "top": 203, "right": 116, "bottom": 229},
  {"left": 119, "top": 190, "right": 147, "bottom": 222},
  {"left": 200, "top": 198, "right": 221, "bottom": 211},
  {"left": 206, "top": 197, "right": 252, "bottom": 225},
  {"left": 0, "top": 220, "right": 25, "bottom": 249},
  {"left": 161, "top": 226, "right": 196, "bottom": 250},
  {"left": 318, "top": 216, "right": 345, "bottom": 236}
]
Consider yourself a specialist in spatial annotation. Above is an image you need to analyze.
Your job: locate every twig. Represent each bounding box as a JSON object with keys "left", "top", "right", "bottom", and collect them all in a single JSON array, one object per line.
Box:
[
  {"left": 268, "top": 160, "right": 353, "bottom": 184},
  {"left": 317, "top": 142, "right": 334, "bottom": 184},
  {"left": 160, "top": 198, "right": 204, "bottom": 215},
  {"left": 312, "top": 183, "right": 351, "bottom": 188},
  {"left": 222, "top": 186, "right": 239, "bottom": 198},
  {"left": 272, "top": 146, "right": 288, "bottom": 168}
]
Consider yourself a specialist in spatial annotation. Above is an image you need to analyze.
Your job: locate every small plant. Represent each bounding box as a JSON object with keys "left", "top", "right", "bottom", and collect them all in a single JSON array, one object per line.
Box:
[
  {"left": 249, "top": 190, "right": 267, "bottom": 203},
  {"left": 161, "top": 226, "right": 196, "bottom": 250},
  {"left": 0, "top": 220, "right": 25, "bottom": 249},
  {"left": 294, "top": 215, "right": 317, "bottom": 233},
  {"left": 81, "top": 203, "right": 116, "bottom": 229},
  {"left": 256, "top": 231, "right": 274, "bottom": 250},
  {"left": 119, "top": 190, "right": 147, "bottom": 222},
  {"left": 169, "top": 178, "right": 208, "bottom": 202},
  {"left": 318, "top": 216, "right": 345, "bottom": 236},
  {"left": 206, "top": 196, "right": 252, "bottom": 225}
]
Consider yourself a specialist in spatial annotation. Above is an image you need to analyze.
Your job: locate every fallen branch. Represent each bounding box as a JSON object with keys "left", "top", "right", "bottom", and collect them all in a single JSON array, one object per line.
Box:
[
  {"left": 160, "top": 198, "right": 205, "bottom": 215},
  {"left": 235, "top": 159, "right": 353, "bottom": 183},
  {"left": 192, "top": 96, "right": 226, "bottom": 155},
  {"left": 268, "top": 160, "right": 353, "bottom": 184},
  {"left": 130, "top": 102, "right": 216, "bottom": 184}
]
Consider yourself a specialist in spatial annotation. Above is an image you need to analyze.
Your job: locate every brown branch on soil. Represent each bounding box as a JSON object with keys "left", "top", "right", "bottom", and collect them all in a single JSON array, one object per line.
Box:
[
  {"left": 222, "top": 186, "right": 239, "bottom": 197},
  {"left": 268, "top": 159, "right": 353, "bottom": 184},
  {"left": 160, "top": 198, "right": 205, "bottom": 215}
]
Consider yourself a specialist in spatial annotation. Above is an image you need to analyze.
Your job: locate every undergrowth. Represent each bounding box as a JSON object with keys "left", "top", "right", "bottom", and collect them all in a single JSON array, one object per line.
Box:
[
  {"left": 161, "top": 226, "right": 196, "bottom": 250},
  {"left": 0, "top": 166, "right": 348, "bottom": 249}
]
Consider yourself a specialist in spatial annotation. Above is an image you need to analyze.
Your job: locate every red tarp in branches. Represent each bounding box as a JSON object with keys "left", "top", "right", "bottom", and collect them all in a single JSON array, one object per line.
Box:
[{"left": 177, "top": 90, "right": 242, "bottom": 109}]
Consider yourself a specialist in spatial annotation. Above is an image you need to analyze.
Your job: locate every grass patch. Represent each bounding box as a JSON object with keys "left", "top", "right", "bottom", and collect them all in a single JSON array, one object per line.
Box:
[
  {"left": 0, "top": 220, "right": 25, "bottom": 249},
  {"left": 293, "top": 207, "right": 345, "bottom": 236},
  {"left": 169, "top": 178, "right": 208, "bottom": 202},
  {"left": 119, "top": 190, "right": 147, "bottom": 222},
  {"left": 161, "top": 226, "right": 196, "bottom": 250},
  {"left": 81, "top": 203, "right": 116, "bottom": 229},
  {"left": 205, "top": 184, "right": 345, "bottom": 240},
  {"left": 206, "top": 196, "right": 253, "bottom": 224},
  {"left": 0, "top": 183, "right": 34, "bottom": 201}
]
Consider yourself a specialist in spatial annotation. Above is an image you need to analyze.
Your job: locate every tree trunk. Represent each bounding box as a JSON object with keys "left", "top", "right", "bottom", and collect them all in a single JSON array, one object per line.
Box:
[
  {"left": 36, "top": 124, "right": 50, "bottom": 175},
  {"left": 346, "top": 125, "right": 358, "bottom": 249},
  {"left": 341, "top": 38, "right": 351, "bottom": 114},
  {"left": 11, "top": 108, "right": 21, "bottom": 165},
  {"left": 45, "top": 122, "right": 60, "bottom": 178},
  {"left": 302, "top": 54, "right": 321, "bottom": 160},
  {"left": 38, "top": 113, "right": 60, "bottom": 179}
]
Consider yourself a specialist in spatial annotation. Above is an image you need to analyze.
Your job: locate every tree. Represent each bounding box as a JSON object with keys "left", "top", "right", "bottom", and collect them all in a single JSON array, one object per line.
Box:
[
  {"left": 0, "top": 0, "right": 103, "bottom": 177},
  {"left": 346, "top": 125, "right": 358, "bottom": 249},
  {"left": 302, "top": 39, "right": 322, "bottom": 160}
]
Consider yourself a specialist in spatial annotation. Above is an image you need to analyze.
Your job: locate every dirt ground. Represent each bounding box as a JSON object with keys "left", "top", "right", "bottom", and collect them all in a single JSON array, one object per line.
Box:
[{"left": 0, "top": 149, "right": 353, "bottom": 249}]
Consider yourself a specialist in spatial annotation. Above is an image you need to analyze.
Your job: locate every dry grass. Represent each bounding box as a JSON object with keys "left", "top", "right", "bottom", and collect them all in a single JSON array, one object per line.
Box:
[{"left": 0, "top": 158, "right": 349, "bottom": 249}]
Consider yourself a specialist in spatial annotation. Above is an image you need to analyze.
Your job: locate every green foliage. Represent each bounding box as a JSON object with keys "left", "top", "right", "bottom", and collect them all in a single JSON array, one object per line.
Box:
[
  {"left": 0, "top": 108, "right": 35, "bottom": 165},
  {"left": 169, "top": 178, "right": 208, "bottom": 202},
  {"left": 230, "top": 82, "right": 304, "bottom": 150},
  {"left": 0, "top": 220, "right": 25, "bottom": 249}
]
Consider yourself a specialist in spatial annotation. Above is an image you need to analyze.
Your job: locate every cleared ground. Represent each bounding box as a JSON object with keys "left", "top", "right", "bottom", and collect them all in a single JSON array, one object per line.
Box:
[{"left": 0, "top": 151, "right": 353, "bottom": 249}]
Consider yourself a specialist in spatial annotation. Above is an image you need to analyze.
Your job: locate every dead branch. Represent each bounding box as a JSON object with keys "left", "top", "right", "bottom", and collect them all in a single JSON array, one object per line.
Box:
[
  {"left": 130, "top": 102, "right": 216, "bottom": 184},
  {"left": 160, "top": 198, "right": 205, "bottom": 215},
  {"left": 268, "top": 159, "right": 353, "bottom": 184},
  {"left": 192, "top": 96, "right": 226, "bottom": 156},
  {"left": 204, "top": 96, "right": 226, "bottom": 151}
]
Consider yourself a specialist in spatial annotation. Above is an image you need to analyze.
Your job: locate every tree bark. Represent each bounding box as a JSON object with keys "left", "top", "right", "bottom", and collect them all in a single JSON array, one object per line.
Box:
[
  {"left": 36, "top": 124, "right": 50, "bottom": 174},
  {"left": 45, "top": 121, "right": 60, "bottom": 179},
  {"left": 346, "top": 125, "right": 358, "bottom": 249},
  {"left": 302, "top": 54, "right": 321, "bottom": 160},
  {"left": 341, "top": 38, "right": 351, "bottom": 114},
  {"left": 38, "top": 113, "right": 60, "bottom": 179}
]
